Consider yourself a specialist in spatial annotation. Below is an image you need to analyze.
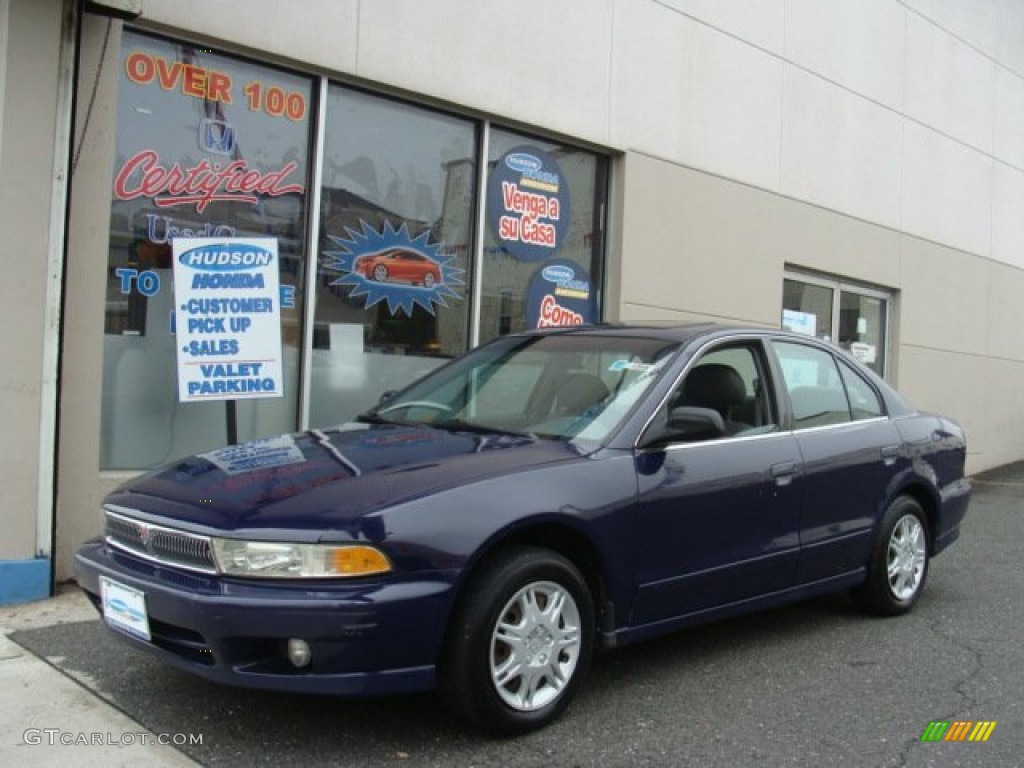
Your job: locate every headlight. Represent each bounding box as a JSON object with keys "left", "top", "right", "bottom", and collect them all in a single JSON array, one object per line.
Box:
[{"left": 211, "top": 539, "right": 391, "bottom": 579}]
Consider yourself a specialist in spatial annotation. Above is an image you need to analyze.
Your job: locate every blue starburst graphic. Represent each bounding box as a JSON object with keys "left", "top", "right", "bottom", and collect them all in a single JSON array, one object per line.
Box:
[{"left": 323, "top": 220, "right": 464, "bottom": 317}]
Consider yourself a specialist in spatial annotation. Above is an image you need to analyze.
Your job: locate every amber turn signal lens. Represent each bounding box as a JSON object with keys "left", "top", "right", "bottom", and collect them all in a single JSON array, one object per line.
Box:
[{"left": 329, "top": 545, "right": 391, "bottom": 576}]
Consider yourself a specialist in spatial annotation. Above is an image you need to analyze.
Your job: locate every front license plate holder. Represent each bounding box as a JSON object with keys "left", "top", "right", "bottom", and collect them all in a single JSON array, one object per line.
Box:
[{"left": 100, "top": 575, "right": 152, "bottom": 642}]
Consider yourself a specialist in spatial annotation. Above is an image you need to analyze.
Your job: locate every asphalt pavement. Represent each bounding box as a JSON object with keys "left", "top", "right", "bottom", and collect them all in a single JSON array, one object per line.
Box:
[{"left": 3, "top": 462, "right": 1022, "bottom": 767}]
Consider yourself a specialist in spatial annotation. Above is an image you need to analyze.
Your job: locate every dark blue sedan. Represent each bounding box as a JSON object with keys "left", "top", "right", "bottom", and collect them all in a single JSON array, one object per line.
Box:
[{"left": 75, "top": 324, "right": 971, "bottom": 734}]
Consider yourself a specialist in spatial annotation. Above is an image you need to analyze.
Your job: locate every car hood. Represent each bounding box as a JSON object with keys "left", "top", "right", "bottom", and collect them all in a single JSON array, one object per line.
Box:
[{"left": 105, "top": 423, "right": 585, "bottom": 533}]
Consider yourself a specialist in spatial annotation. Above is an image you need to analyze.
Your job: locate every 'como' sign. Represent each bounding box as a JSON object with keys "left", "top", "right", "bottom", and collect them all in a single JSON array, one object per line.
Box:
[{"left": 525, "top": 259, "right": 594, "bottom": 330}]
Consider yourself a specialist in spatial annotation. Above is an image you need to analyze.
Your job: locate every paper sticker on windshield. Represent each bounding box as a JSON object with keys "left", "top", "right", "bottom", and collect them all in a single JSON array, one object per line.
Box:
[{"left": 609, "top": 360, "right": 656, "bottom": 373}]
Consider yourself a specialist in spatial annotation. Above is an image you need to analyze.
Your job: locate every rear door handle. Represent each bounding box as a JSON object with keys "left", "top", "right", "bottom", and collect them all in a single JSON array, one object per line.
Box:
[
  {"left": 770, "top": 461, "right": 798, "bottom": 486},
  {"left": 881, "top": 445, "right": 900, "bottom": 465}
]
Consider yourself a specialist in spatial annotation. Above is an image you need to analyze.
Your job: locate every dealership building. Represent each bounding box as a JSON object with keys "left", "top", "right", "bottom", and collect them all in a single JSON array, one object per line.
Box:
[{"left": 3, "top": 0, "right": 1023, "bottom": 602}]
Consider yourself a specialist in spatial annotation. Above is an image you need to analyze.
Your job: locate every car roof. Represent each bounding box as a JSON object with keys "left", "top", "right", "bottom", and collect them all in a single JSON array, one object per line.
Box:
[
  {"left": 518, "top": 322, "right": 760, "bottom": 344},
  {"left": 519, "top": 322, "right": 882, "bottom": 349}
]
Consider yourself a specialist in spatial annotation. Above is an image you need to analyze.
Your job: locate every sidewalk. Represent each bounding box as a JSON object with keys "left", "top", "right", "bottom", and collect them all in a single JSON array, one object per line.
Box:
[{"left": 0, "top": 585, "right": 198, "bottom": 767}]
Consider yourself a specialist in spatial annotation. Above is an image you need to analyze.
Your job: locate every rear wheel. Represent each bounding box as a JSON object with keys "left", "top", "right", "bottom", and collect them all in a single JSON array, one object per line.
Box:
[
  {"left": 372, "top": 264, "right": 389, "bottom": 282},
  {"left": 853, "top": 496, "right": 930, "bottom": 616},
  {"left": 440, "top": 547, "right": 594, "bottom": 736}
]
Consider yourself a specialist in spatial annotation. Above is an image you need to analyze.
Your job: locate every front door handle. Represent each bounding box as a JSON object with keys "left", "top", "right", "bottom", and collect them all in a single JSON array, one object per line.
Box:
[{"left": 881, "top": 445, "right": 900, "bottom": 466}]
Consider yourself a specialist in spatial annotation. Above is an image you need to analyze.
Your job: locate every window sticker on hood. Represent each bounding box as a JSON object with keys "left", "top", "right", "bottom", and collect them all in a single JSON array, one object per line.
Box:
[{"left": 200, "top": 435, "right": 306, "bottom": 475}]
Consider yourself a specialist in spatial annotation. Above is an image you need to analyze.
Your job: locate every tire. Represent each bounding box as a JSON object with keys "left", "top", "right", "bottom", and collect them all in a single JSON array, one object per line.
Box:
[
  {"left": 372, "top": 264, "right": 389, "bottom": 282},
  {"left": 423, "top": 272, "right": 436, "bottom": 288},
  {"left": 440, "top": 547, "right": 594, "bottom": 736},
  {"left": 852, "top": 496, "right": 930, "bottom": 616}
]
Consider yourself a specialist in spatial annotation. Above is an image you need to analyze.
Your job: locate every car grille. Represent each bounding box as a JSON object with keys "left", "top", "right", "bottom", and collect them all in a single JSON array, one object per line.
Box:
[{"left": 104, "top": 509, "right": 218, "bottom": 574}]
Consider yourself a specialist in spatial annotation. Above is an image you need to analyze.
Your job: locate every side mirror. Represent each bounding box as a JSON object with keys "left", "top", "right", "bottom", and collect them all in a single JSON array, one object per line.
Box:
[
  {"left": 378, "top": 390, "right": 398, "bottom": 405},
  {"left": 668, "top": 406, "right": 725, "bottom": 440},
  {"left": 641, "top": 406, "right": 725, "bottom": 448}
]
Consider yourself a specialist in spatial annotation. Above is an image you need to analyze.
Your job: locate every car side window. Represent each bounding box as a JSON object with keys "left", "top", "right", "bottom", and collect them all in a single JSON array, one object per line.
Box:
[
  {"left": 838, "top": 359, "right": 884, "bottom": 420},
  {"left": 664, "top": 344, "right": 778, "bottom": 441},
  {"left": 773, "top": 341, "right": 852, "bottom": 429}
]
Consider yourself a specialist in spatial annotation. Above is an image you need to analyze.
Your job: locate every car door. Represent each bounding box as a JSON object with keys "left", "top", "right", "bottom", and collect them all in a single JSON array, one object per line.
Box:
[
  {"left": 387, "top": 251, "right": 410, "bottom": 281},
  {"left": 769, "top": 339, "right": 903, "bottom": 584},
  {"left": 630, "top": 340, "right": 804, "bottom": 626},
  {"left": 406, "top": 252, "right": 428, "bottom": 282}
]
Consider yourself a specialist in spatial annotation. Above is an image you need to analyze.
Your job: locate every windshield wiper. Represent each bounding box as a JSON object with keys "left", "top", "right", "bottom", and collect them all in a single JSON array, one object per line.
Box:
[
  {"left": 431, "top": 419, "right": 536, "bottom": 439},
  {"left": 357, "top": 412, "right": 403, "bottom": 426}
]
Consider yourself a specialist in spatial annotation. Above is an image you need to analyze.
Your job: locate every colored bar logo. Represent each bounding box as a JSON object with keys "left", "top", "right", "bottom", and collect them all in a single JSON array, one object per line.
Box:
[{"left": 921, "top": 720, "right": 997, "bottom": 742}]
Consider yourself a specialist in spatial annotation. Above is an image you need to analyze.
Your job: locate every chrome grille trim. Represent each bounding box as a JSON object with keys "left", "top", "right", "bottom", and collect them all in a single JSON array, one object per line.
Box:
[{"left": 104, "top": 509, "right": 219, "bottom": 575}]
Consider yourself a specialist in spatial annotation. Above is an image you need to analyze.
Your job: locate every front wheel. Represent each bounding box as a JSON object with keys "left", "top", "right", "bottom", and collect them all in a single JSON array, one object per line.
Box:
[
  {"left": 440, "top": 547, "right": 594, "bottom": 736},
  {"left": 853, "top": 496, "right": 930, "bottom": 616}
]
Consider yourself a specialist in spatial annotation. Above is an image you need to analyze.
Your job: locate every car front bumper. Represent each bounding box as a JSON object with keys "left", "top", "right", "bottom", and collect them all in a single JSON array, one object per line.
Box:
[{"left": 74, "top": 538, "right": 457, "bottom": 696}]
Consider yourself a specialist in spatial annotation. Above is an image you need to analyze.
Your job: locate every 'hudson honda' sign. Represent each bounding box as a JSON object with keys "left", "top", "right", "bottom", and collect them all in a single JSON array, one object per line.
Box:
[{"left": 172, "top": 238, "right": 283, "bottom": 403}]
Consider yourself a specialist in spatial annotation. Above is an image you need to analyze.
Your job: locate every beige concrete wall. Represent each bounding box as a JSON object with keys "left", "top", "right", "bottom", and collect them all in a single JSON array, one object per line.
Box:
[
  {"left": 616, "top": 153, "right": 1022, "bottom": 474},
  {"left": 616, "top": 152, "right": 786, "bottom": 326},
  {"left": 897, "top": 241, "right": 1024, "bottom": 473},
  {"left": 0, "top": 0, "right": 63, "bottom": 560},
  {"left": 616, "top": 152, "right": 903, "bottom": 327}
]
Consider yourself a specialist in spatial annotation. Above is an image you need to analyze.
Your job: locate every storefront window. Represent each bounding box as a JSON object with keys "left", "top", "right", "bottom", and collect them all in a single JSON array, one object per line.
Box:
[
  {"left": 100, "top": 31, "right": 312, "bottom": 469},
  {"left": 478, "top": 129, "right": 607, "bottom": 344},
  {"left": 309, "top": 87, "right": 476, "bottom": 427},
  {"left": 99, "top": 33, "right": 611, "bottom": 469}
]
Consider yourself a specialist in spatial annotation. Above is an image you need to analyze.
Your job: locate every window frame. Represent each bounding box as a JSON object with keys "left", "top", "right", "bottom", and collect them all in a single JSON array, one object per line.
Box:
[
  {"left": 836, "top": 356, "right": 886, "bottom": 421},
  {"left": 100, "top": 28, "right": 318, "bottom": 469},
  {"left": 770, "top": 339, "right": 889, "bottom": 433},
  {"left": 782, "top": 269, "right": 892, "bottom": 379},
  {"left": 640, "top": 339, "right": 782, "bottom": 447}
]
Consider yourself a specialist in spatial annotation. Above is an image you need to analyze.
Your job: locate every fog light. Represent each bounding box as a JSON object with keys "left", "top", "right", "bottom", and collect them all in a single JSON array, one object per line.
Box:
[{"left": 287, "top": 638, "right": 312, "bottom": 668}]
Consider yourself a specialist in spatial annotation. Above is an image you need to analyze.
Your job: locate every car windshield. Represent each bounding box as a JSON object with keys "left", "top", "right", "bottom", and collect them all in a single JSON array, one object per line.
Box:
[{"left": 364, "top": 332, "right": 680, "bottom": 445}]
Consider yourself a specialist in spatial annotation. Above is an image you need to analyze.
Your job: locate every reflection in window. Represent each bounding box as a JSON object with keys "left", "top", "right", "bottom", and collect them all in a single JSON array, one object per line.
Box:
[
  {"left": 310, "top": 87, "right": 476, "bottom": 427},
  {"left": 838, "top": 360, "right": 884, "bottom": 420},
  {"left": 373, "top": 333, "right": 677, "bottom": 444},
  {"left": 667, "top": 345, "right": 777, "bottom": 439},
  {"left": 773, "top": 342, "right": 852, "bottom": 430},
  {"left": 100, "top": 31, "right": 312, "bottom": 469}
]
